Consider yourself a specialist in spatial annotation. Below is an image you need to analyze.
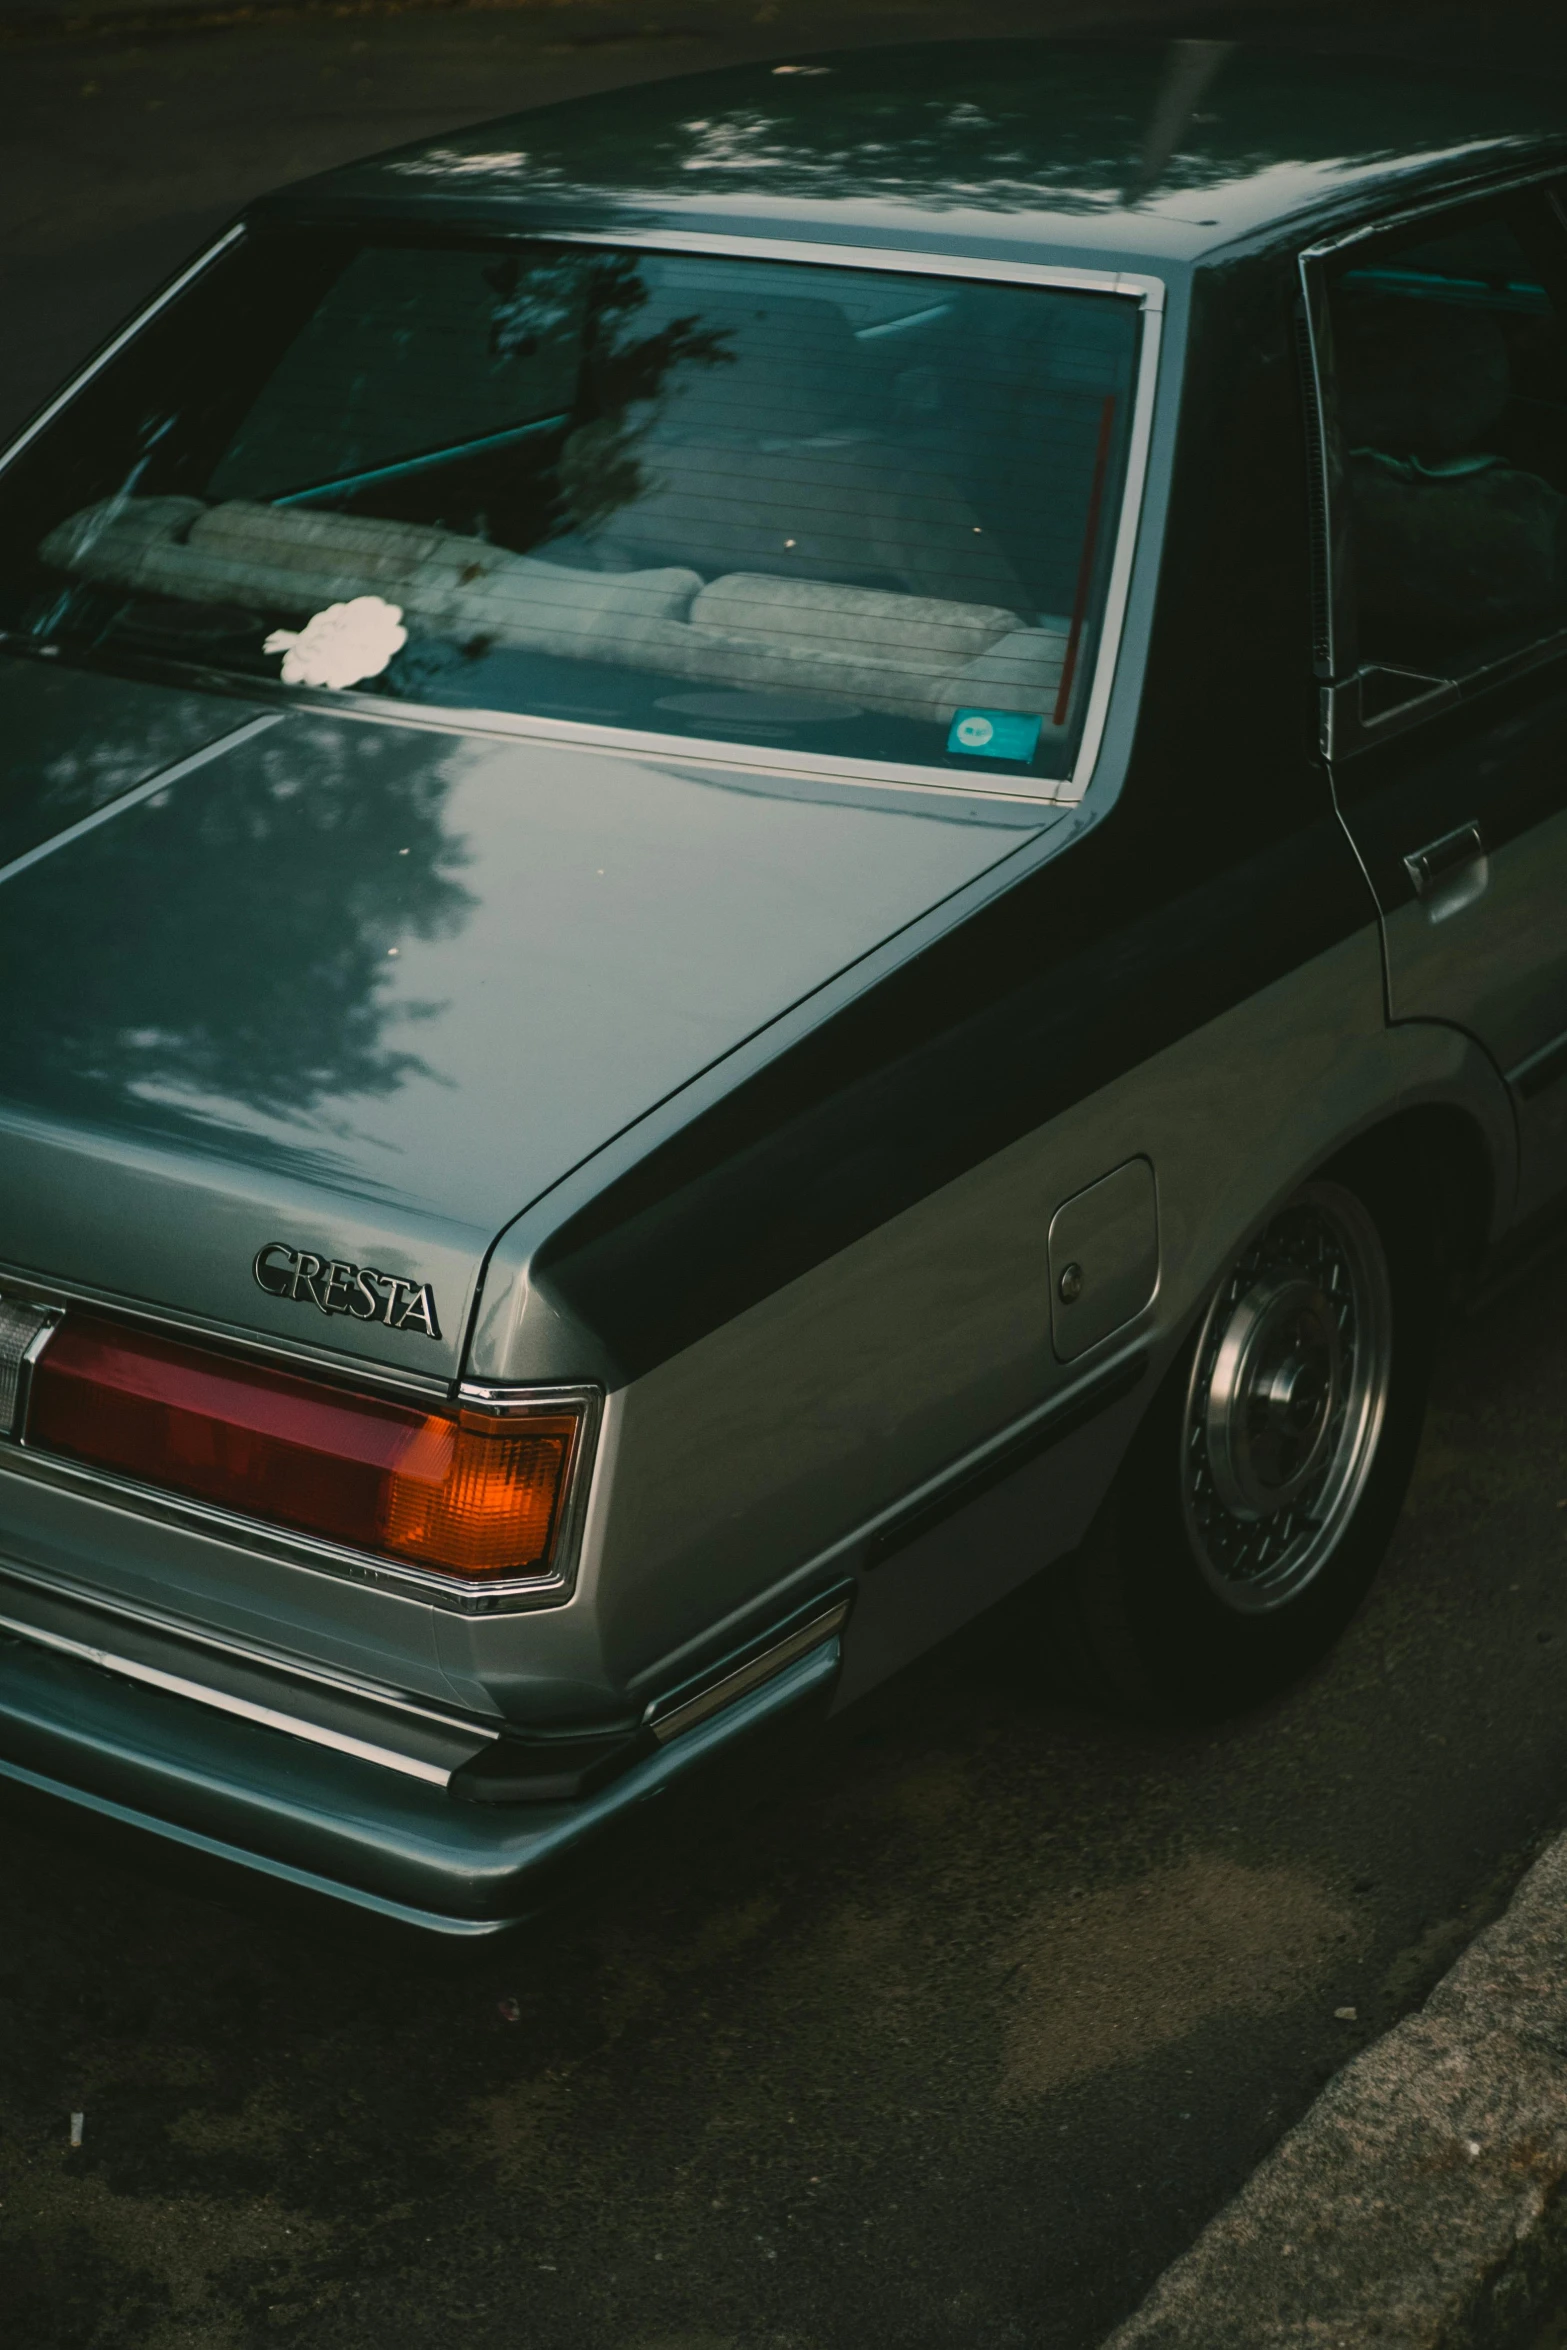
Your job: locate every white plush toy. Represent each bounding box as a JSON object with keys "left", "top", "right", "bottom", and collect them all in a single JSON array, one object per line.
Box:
[{"left": 263, "top": 596, "right": 408, "bottom": 689}]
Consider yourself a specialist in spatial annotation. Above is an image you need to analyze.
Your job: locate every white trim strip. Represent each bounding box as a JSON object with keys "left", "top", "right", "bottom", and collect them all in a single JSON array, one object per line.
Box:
[
  {"left": 1068, "top": 292, "right": 1164, "bottom": 799},
  {"left": 647, "top": 1596, "right": 851, "bottom": 1744},
  {"left": 0, "top": 224, "right": 247, "bottom": 485},
  {"left": 0, "top": 1553, "right": 497, "bottom": 1736},
  {"left": 535, "top": 227, "right": 1165, "bottom": 309},
  {"left": 0, "top": 1604, "right": 483, "bottom": 1786},
  {"left": 0, "top": 710, "right": 281, "bottom": 891}
]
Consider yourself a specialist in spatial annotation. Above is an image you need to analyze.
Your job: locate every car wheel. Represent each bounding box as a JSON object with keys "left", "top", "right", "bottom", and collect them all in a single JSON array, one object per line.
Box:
[{"left": 1054, "top": 1157, "right": 1437, "bottom": 1719}]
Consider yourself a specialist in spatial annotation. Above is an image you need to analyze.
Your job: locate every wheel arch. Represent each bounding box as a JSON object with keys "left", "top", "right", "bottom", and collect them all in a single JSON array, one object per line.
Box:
[{"left": 1318, "top": 1097, "right": 1500, "bottom": 1297}]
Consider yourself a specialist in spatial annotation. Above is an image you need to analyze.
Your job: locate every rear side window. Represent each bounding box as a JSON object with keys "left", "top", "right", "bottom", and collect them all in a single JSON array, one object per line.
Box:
[
  {"left": 0, "top": 231, "right": 1142, "bottom": 785},
  {"left": 1326, "top": 196, "right": 1567, "bottom": 684}
]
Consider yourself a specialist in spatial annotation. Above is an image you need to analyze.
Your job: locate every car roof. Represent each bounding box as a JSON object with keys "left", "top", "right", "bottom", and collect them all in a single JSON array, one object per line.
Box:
[{"left": 256, "top": 37, "right": 1567, "bottom": 277}]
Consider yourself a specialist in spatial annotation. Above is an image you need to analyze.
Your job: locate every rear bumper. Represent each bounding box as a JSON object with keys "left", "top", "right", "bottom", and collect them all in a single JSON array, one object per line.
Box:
[{"left": 0, "top": 1626, "right": 840, "bottom": 1935}]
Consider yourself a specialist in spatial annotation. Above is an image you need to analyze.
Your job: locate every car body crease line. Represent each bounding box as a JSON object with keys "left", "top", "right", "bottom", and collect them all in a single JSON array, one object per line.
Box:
[{"left": 0, "top": 709, "right": 282, "bottom": 892}]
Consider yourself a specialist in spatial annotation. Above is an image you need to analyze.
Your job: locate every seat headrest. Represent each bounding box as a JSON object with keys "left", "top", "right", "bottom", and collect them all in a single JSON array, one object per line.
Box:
[{"left": 1335, "top": 293, "right": 1510, "bottom": 458}]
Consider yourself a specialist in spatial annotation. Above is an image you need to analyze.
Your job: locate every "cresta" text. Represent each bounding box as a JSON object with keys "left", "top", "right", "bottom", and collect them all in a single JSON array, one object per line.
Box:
[{"left": 252, "top": 1244, "right": 442, "bottom": 1340}]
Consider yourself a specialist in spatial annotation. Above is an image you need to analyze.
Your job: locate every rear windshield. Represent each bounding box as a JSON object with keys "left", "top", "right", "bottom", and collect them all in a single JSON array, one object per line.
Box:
[{"left": 0, "top": 229, "right": 1142, "bottom": 784}]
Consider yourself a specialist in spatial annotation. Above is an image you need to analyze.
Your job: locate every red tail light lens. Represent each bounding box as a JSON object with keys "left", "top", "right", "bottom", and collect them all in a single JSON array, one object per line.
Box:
[{"left": 26, "top": 1315, "right": 583, "bottom": 1584}]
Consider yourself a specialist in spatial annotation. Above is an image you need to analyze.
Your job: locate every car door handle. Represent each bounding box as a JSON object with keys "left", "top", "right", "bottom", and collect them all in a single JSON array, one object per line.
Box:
[{"left": 1403, "top": 820, "right": 1486, "bottom": 901}]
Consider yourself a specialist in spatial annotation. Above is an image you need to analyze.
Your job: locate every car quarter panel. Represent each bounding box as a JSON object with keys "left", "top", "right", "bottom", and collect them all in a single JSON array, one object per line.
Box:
[
  {"left": 0, "top": 678, "right": 1055, "bottom": 1708},
  {"left": 448, "top": 907, "right": 1516, "bottom": 1718},
  {"left": 442, "top": 239, "right": 1520, "bottom": 1713}
]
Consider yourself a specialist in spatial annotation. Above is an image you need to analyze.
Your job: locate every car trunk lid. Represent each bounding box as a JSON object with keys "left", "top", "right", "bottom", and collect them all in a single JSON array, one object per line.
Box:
[{"left": 0, "top": 665, "right": 1043, "bottom": 1381}]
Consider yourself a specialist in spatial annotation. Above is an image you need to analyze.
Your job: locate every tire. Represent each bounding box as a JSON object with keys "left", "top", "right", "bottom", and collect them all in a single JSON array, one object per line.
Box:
[{"left": 1052, "top": 1150, "right": 1438, "bottom": 1720}]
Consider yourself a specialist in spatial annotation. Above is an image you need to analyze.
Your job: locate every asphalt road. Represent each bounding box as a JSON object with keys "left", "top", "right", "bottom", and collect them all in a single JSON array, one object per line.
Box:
[
  {"left": 8, "top": 1244, "right": 1567, "bottom": 2350},
  {"left": 6, "top": 7, "right": 1567, "bottom": 2348}
]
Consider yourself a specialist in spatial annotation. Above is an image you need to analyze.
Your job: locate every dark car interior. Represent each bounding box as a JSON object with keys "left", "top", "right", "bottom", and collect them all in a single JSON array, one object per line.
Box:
[
  {"left": 1331, "top": 203, "right": 1567, "bottom": 679},
  {"left": 6, "top": 234, "right": 1141, "bottom": 771}
]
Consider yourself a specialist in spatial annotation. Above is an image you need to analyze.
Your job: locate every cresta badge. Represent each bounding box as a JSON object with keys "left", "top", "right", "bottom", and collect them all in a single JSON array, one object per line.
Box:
[{"left": 253, "top": 1243, "right": 441, "bottom": 1339}]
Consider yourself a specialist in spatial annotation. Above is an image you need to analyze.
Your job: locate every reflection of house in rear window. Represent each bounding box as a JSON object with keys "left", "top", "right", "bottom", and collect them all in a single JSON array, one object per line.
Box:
[{"left": 20, "top": 234, "right": 1142, "bottom": 781}]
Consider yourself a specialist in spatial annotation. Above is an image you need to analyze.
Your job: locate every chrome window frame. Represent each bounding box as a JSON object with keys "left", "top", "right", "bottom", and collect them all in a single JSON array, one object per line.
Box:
[
  {"left": 0, "top": 223, "right": 1165, "bottom": 812},
  {"left": 1297, "top": 162, "right": 1567, "bottom": 763}
]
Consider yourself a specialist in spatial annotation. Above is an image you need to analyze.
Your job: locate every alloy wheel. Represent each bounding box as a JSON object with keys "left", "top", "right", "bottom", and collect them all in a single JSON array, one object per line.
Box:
[{"left": 1180, "top": 1181, "right": 1395, "bottom": 1614}]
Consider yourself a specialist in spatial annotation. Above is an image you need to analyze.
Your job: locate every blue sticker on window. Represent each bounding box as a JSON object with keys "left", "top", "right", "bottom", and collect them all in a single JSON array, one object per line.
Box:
[{"left": 946, "top": 708, "right": 1043, "bottom": 762}]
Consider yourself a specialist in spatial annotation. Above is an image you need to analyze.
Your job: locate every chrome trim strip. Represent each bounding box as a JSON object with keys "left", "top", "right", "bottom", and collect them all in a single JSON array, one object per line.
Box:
[
  {"left": 0, "top": 1634, "right": 842, "bottom": 1936},
  {"left": 1403, "top": 818, "right": 1485, "bottom": 900},
  {"left": 1071, "top": 287, "right": 1163, "bottom": 802},
  {"left": 2, "top": 230, "right": 1165, "bottom": 811},
  {"left": 455, "top": 1381, "right": 595, "bottom": 1413},
  {"left": 0, "top": 638, "right": 1068, "bottom": 813},
  {"left": 1299, "top": 155, "right": 1567, "bottom": 747},
  {"left": 0, "top": 1300, "right": 57, "bottom": 1437},
  {"left": 12, "top": 1312, "right": 60, "bottom": 1442},
  {"left": 646, "top": 1594, "right": 852, "bottom": 1744},
  {"left": 1298, "top": 154, "right": 1567, "bottom": 270},
  {"left": 1295, "top": 270, "right": 1341, "bottom": 686},
  {"left": 0, "top": 713, "right": 282, "bottom": 893},
  {"left": 0, "top": 641, "right": 1075, "bottom": 810},
  {"left": 0, "top": 222, "right": 247, "bottom": 484},
  {"left": 0, "top": 1604, "right": 482, "bottom": 1786},
  {"left": 1510, "top": 1025, "right": 1567, "bottom": 1099},
  {"left": 0, "top": 1262, "right": 452, "bottom": 1405},
  {"left": 618, "top": 1348, "right": 1150, "bottom": 1713},
  {"left": 0, "top": 1552, "right": 501, "bottom": 1735},
  {"left": 534, "top": 227, "right": 1166, "bottom": 310},
  {"left": 1319, "top": 627, "right": 1567, "bottom": 758}
]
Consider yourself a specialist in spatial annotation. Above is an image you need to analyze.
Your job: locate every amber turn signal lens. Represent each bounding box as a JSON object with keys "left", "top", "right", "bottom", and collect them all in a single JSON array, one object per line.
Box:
[
  {"left": 378, "top": 1413, "right": 579, "bottom": 1577},
  {"left": 26, "top": 1314, "right": 583, "bottom": 1583}
]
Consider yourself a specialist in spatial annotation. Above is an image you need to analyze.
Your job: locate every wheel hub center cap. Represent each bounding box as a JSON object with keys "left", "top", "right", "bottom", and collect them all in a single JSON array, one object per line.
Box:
[{"left": 1204, "top": 1271, "right": 1343, "bottom": 1519}]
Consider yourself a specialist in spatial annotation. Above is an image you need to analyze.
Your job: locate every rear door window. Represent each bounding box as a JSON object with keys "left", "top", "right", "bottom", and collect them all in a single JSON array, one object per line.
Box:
[{"left": 1326, "top": 199, "right": 1567, "bottom": 687}]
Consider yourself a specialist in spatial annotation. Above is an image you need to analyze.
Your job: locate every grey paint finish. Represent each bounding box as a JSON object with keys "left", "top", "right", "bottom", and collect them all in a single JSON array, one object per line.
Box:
[
  {"left": 1047, "top": 1156, "right": 1159, "bottom": 1362},
  {"left": 524, "top": 929, "right": 1378, "bottom": 1701},
  {"left": 0, "top": 696, "right": 1040, "bottom": 1369},
  {"left": 0, "top": 929, "right": 1518, "bottom": 1744},
  {"left": 831, "top": 1371, "right": 1149, "bottom": 1712},
  {"left": 1379, "top": 806, "right": 1567, "bottom": 1220},
  {"left": 0, "top": 658, "right": 258, "bottom": 870},
  {"left": 1380, "top": 813, "right": 1567, "bottom": 1068},
  {"left": 0, "top": 1568, "right": 491, "bottom": 1785},
  {"left": 0, "top": 1110, "right": 486, "bottom": 1386},
  {"left": 0, "top": 1624, "right": 840, "bottom": 1928},
  {"left": 301, "top": 46, "right": 1567, "bottom": 277},
  {"left": 553, "top": 933, "right": 1510, "bottom": 1719},
  {"left": 0, "top": 1461, "right": 468, "bottom": 1711}
]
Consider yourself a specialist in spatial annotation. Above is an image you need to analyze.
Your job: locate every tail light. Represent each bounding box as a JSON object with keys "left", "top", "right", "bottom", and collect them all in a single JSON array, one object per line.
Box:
[{"left": 21, "top": 1313, "right": 588, "bottom": 1587}]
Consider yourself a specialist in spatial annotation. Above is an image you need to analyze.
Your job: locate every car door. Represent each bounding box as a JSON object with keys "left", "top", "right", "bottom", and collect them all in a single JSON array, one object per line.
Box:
[{"left": 1301, "top": 181, "right": 1567, "bottom": 1222}]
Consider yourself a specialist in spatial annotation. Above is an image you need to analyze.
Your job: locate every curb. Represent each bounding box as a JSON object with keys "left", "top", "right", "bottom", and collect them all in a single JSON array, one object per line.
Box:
[{"left": 1103, "top": 1825, "right": 1567, "bottom": 2349}]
